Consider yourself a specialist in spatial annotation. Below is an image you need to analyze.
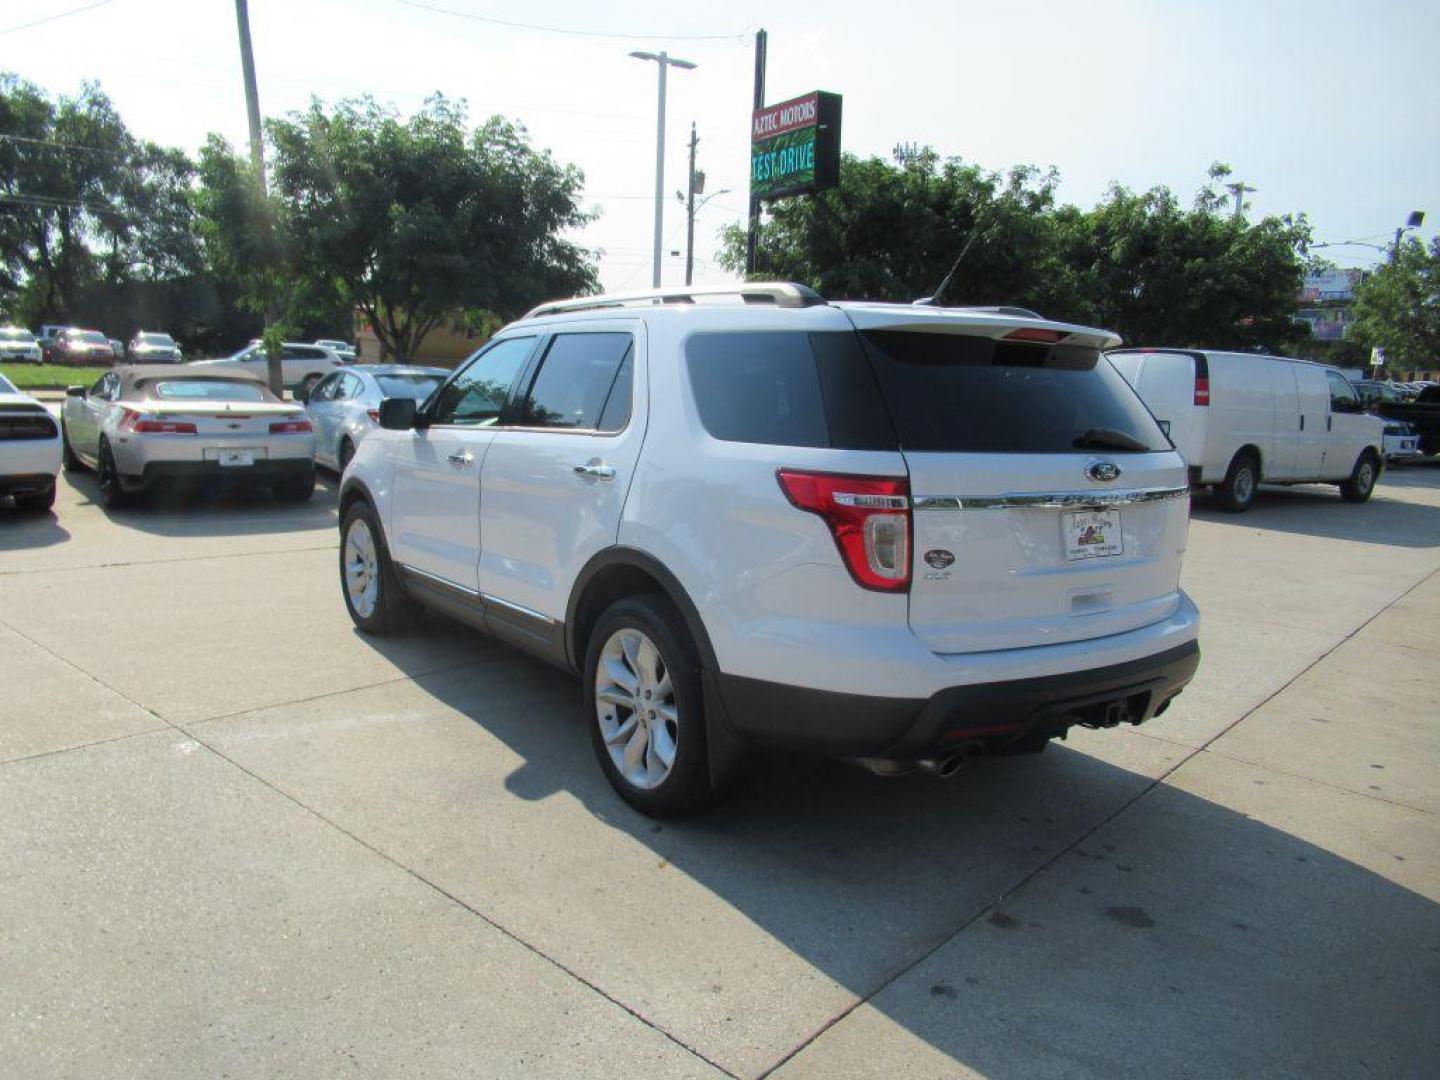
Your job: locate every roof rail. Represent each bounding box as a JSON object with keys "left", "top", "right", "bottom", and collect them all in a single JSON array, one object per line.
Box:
[{"left": 523, "top": 282, "right": 826, "bottom": 320}]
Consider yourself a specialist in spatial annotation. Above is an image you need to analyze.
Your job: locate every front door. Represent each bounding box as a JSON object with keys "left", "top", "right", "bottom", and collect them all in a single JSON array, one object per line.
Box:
[
  {"left": 477, "top": 324, "right": 644, "bottom": 627},
  {"left": 1290, "top": 364, "right": 1329, "bottom": 479},
  {"left": 305, "top": 371, "right": 345, "bottom": 467},
  {"left": 1324, "top": 370, "right": 1372, "bottom": 480},
  {"left": 386, "top": 335, "right": 539, "bottom": 593}
]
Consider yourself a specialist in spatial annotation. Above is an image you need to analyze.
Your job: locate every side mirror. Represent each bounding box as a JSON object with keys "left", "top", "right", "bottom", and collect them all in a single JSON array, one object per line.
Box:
[
  {"left": 294, "top": 384, "right": 310, "bottom": 403},
  {"left": 379, "top": 396, "right": 419, "bottom": 430},
  {"left": 65, "top": 385, "right": 85, "bottom": 398}
]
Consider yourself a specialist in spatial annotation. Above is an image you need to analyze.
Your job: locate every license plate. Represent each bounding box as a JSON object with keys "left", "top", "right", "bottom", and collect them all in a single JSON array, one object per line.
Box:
[
  {"left": 216, "top": 449, "right": 254, "bottom": 467},
  {"left": 1063, "top": 509, "right": 1123, "bottom": 560}
]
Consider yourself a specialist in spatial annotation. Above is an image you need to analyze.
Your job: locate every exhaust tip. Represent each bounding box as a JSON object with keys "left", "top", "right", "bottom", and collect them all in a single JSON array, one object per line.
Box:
[{"left": 918, "top": 753, "right": 966, "bottom": 780}]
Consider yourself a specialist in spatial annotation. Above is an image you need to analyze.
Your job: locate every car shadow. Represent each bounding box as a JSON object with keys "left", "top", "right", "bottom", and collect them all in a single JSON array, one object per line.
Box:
[
  {"left": 349, "top": 622, "right": 1439, "bottom": 1077},
  {"left": 63, "top": 470, "right": 340, "bottom": 537},
  {"left": 1191, "top": 469, "right": 1440, "bottom": 548},
  {"left": 0, "top": 502, "right": 71, "bottom": 549}
]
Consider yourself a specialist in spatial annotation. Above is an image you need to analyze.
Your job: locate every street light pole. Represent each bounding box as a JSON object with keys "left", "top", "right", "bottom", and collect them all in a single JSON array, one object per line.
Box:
[
  {"left": 685, "top": 123, "right": 697, "bottom": 286},
  {"left": 630, "top": 50, "right": 696, "bottom": 289}
]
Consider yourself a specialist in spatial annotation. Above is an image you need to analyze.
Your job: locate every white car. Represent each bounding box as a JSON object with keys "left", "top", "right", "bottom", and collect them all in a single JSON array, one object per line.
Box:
[
  {"left": 0, "top": 327, "right": 43, "bottom": 363},
  {"left": 125, "top": 331, "right": 183, "bottom": 363},
  {"left": 1107, "top": 349, "right": 1386, "bottom": 511},
  {"left": 190, "top": 342, "right": 347, "bottom": 395},
  {"left": 1382, "top": 421, "right": 1421, "bottom": 463},
  {"left": 60, "top": 365, "right": 316, "bottom": 507},
  {"left": 303, "top": 364, "right": 448, "bottom": 472},
  {"left": 315, "top": 339, "right": 358, "bottom": 362},
  {"left": 0, "top": 371, "right": 62, "bottom": 511},
  {"left": 335, "top": 283, "right": 1201, "bottom": 816}
]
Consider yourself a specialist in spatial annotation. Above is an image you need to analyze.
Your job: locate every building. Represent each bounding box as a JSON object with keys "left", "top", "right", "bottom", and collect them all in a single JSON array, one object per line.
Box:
[
  {"left": 353, "top": 311, "right": 491, "bottom": 368},
  {"left": 1294, "top": 267, "right": 1365, "bottom": 343}
]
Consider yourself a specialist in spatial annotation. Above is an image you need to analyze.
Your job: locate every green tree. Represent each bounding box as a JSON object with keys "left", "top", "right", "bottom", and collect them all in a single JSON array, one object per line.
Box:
[
  {"left": 720, "top": 155, "right": 1311, "bottom": 352},
  {"left": 265, "top": 94, "right": 598, "bottom": 360},
  {"left": 1350, "top": 237, "right": 1440, "bottom": 369}
]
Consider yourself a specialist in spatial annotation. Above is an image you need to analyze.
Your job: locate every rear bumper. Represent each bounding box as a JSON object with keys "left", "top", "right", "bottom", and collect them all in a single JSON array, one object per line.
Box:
[
  {"left": 126, "top": 458, "right": 313, "bottom": 491},
  {"left": 0, "top": 472, "right": 57, "bottom": 497},
  {"left": 714, "top": 638, "right": 1200, "bottom": 759}
]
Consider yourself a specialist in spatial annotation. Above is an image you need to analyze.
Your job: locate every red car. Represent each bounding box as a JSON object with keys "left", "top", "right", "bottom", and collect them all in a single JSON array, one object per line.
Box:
[{"left": 48, "top": 328, "right": 115, "bottom": 366}]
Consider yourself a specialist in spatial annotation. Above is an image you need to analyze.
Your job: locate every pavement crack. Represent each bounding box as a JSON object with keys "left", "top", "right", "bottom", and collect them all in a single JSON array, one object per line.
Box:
[{"left": 0, "top": 542, "right": 338, "bottom": 577}]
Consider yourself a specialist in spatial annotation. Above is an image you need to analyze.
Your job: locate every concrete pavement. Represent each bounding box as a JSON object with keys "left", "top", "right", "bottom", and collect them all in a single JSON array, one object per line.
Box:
[{"left": 2, "top": 464, "right": 1437, "bottom": 1077}]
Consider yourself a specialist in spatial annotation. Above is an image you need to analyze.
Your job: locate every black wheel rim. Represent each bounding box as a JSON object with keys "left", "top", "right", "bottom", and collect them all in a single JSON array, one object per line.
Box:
[{"left": 99, "top": 448, "right": 117, "bottom": 500}]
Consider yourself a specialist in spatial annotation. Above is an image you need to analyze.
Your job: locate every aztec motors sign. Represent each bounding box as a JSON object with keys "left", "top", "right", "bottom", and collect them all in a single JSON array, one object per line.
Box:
[{"left": 750, "top": 91, "right": 842, "bottom": 201}]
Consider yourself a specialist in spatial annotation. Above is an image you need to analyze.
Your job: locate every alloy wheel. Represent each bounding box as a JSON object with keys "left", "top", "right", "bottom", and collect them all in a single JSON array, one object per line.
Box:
[
  {"left": 595, "top": 627, "right": 678, "bottom": 790},
  {"left": 344, "top": 518, "right": 380, "bottom": 618}
]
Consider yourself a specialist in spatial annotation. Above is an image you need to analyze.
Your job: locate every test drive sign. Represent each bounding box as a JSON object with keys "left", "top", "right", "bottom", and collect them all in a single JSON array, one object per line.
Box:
[{"left": 750, "top": 91, "right": 842, "bottom": 201}]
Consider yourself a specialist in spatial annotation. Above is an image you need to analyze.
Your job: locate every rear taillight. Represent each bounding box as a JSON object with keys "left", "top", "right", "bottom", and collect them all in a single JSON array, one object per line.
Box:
[
  {"left": 777, "top": 470, "right": 911, "bottom": 592},
  {"left": 1194, "top": 376, "right": 1210, "bottom": 406},
  {"left": 120, "top": 410, "right": 196, "bottom": 434},
  {"left": 269, "top": 419, "right": 312, "bottom": 434}
]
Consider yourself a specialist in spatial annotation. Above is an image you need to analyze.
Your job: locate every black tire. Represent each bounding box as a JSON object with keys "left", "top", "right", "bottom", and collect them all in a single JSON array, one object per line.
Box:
[
  {"left": 96, "top": 440, "right": 131, "bottom": 509},
  {"left": 60, "top": 419, "right": 83, "bottom": 472},
  {"left": 339, "top": 500, "right": 417, "bottom": 634},
  {"left": 275, "top": 470, "right": 315, "bottom": 502},
  {"left": 583, "top": 595, "right": 721, "bottom": 817},
  {"left": 1339, "top": 450, "right": 1379, "bottom": 503},
  {"left": 13, "top": 481, "right": 56, "bottom": 513},
  {"left": 338, "top": 438, "right": 355, "bottom": 473},
  {"left": 1214, "top": 451, "right": 1260, "bottom": 513}
]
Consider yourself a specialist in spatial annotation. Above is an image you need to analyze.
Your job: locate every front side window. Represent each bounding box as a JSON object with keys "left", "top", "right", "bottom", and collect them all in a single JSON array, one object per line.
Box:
[
  {"left": 1326, "top": 371, "right": 1360, "bottom": 411},
  {"left": 310, "top": 372, "right": 343, "bottom": 402},
  {"left": 516, "top": 333, "right": 634, "bottom": 431},
  {"left": 429, "top": 337, "right": 536, "bottom": 425}
]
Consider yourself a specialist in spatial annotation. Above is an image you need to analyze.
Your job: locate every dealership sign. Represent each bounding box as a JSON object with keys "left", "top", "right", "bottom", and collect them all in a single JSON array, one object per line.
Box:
[{"left": 750, "top": 91, "right": 842, "bottom": 201}]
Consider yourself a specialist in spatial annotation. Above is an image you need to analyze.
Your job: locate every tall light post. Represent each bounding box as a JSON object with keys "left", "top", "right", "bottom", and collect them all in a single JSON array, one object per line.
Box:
[{"left": 630, "top": 50, "right": 696, "bottom": 288}]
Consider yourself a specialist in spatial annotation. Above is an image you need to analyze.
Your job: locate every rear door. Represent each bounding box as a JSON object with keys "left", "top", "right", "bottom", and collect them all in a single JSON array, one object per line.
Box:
[
  {"left": 854, "top": 320, "right": 1188, "bottom": 654},
  {"left": 477, "top": 322, "right": 643, "bottom": 629},
  {"left": 1106, "top": 350, "right": 1204, "bottom": 468}
]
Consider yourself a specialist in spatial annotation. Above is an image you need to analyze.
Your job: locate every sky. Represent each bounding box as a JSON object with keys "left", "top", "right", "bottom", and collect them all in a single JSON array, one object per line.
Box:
[{"left": 3, "top": 0, "right": 1437, "bottom": 294}]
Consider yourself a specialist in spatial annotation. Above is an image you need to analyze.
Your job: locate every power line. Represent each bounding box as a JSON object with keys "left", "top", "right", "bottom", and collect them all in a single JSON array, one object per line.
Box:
[
  {"left": 0, "top": 133, "right": 129, "bottom": 156},
  {"left": 393, "top": 0, "right": 751, "bottom": 42},
  {"left": 0, "top": 0, "right": 116, "bottom": 36}
]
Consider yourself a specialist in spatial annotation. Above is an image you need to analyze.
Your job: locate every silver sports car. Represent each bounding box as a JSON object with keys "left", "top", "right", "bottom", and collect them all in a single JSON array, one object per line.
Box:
[{"left": 60, "top": 365, "right": 317, "bottom": 507}]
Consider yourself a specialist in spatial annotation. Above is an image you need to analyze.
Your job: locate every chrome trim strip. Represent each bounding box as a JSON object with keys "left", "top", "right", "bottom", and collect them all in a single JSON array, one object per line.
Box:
[
  {"left": 398, "top": 564, "right": 480, "bottom": 596},
  {"left": 481, "top": 592, "right": 556, "bottom": 626},
  {"left": 913, "top": 486, "right": 1190, "bottom": 511}
]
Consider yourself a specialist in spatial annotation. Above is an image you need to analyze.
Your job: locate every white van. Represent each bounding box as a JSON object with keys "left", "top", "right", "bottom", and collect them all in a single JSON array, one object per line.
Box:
[{"left": 1107, "top": 349, "right": 1385, "bottom": 512}]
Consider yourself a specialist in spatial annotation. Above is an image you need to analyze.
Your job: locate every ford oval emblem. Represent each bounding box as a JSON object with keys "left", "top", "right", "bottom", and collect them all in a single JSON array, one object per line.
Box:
[
  {"left": 1086, "top": 461, "right": 1121, "bottom": 483},
  {"left": 923, "top": 549, "right": 955, "bottom": 569}
]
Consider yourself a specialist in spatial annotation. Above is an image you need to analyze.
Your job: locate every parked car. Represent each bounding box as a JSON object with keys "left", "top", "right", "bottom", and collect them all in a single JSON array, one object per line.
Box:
[
  {"left": 1373, "top": 385, "right": 1440, "bottom": 456},
  {"left": 1107, "top": 349, "right": 1385, "bottom": 512},
  {"left": 336, "top": 282, "right": 1201, "bottom": 816},
  {"left": 1382, "top": 421, "right": 1421, "bottom": 463},
  {"left": 37, "top": 324, "right": 73, "bottom": 359},
  {"left": 190, "top": 342, "right": 347, "bottom": 395},
  {"left": 59, "top": 365, "right": 315, "bottom": 507},
  {"left": 0, "top": 326, "right": 43, "bottom": 363},
  {"left": 125, "top": 331, "right": 183, "bottom": 363},
  {"left": 0, "top": 371, "right": 62, "bottom": 511},
  {"left": 315, "top": 338, "right": 358, "bottom": 362},
  {"left": 302, "top": 364, "right": 448, "bottom": 472},
  {"left": 48, "top": 328, "right": 115, "bottom": 366}
]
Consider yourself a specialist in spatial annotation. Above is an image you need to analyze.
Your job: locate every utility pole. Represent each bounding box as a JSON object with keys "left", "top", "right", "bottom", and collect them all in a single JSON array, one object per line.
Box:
[
  {"left": 685, "top": 124, "right": 698, "bottom": 286},
  {"left": 630, "top": 51, "right": 696, "bottom": 289},
  {"left": 233, "top": 0, "right": 282, "bottom": 394},
  {"left": 1226, "top": 181, "right": 1256, "bottom": 221},
  {"left": 745, "top": 28, "right": 767, "bottom": 277}
]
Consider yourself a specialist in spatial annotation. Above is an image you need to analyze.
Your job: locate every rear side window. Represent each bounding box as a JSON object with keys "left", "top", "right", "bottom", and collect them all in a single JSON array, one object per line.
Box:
[
  {"left": 517, "top": 332, "right": 633, "bottom": 430},
  {"left": 685, "top": 331, "right": 896, "bottom": 449},
  {"left": 860, "top": 331, "right": 1170, "bottom": 453}
]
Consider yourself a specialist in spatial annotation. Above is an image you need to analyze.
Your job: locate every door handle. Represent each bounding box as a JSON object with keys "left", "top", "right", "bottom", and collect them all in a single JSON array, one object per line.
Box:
[
  {"left": 1300, "top": 415, "right": 1305, "bottom": 430},
  {"left": 447, "top": 450, "right": 473, "bottom": 468},
  {"left": 1327, "top": 416, "right": 1333, "bottom": 431},
  {"left": 573, "top": 459, "right": 616, "bottom": 481}
]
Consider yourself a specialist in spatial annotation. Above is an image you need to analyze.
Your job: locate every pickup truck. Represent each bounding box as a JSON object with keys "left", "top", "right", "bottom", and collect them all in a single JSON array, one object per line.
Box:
[{"left": 1377, "top": 386, "right": 1440, "bottom": 455}]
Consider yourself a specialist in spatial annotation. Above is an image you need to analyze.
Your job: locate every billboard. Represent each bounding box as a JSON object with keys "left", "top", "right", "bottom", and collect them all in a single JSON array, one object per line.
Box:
[
  {"left": 1299, "top": 268, "right": 1364, "bottom": 303},
  {"left": 750, "top": 91, "right": 842, "bottom": 201}
]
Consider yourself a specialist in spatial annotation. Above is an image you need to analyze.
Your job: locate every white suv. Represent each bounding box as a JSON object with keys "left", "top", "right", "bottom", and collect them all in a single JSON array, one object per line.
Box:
[{"left": 338, "top": 284, "right": 1200, "bottom": 815}]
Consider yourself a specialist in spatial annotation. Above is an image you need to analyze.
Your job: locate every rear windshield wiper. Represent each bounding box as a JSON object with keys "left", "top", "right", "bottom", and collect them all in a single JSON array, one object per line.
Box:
[{"left": 1072, "top": 427, "right": 1149, "bottom": 452}]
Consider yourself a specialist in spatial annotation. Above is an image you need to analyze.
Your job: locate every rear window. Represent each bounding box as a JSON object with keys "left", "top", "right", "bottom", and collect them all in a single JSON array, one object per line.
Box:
[
  {"left": 0, "top": 329, "right": 35, "bottom": 343},
  {"left": 860, "top": 331, "right": 1170, "bottom": 454},
  {"left": 151, "top": 380, "right": 269, "bottom": 402},
  {"left": 375, "top": 373, "right": 445, "bottom": 399},
  {"left": 685, "top": 331, "right": 896, "bottom": 449}
]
